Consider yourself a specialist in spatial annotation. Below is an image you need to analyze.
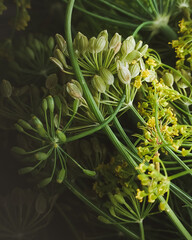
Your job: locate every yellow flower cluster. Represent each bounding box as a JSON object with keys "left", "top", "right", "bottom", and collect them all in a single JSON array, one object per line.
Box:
[{"left": 14, "top": 0, "right": 31, "bottom": 31}]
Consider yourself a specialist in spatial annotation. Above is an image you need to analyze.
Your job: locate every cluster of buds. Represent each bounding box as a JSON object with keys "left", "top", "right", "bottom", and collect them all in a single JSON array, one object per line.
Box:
[
  {"left": 51, "top": 30, "right": 158, "bottom": 114},
  {"left": 14, "top": 0, "right": 31, "bottom": 31},
  {"left": 12, "top": 95, "right": 95, "bottom": 187}
]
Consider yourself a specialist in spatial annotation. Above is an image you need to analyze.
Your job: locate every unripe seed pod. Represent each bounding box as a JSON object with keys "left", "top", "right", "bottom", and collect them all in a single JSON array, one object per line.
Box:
[
  {"left": 117, "top": 61, "right": 131, "bottom": 84},
  {"left": 32, "top": 116, "right": 44, "bottom": 128},
  {"left": 55, "top": 34, "right": 67, "bottom": 53},
  {"left": 66, "top": 81, "right": 83, "bottom": 99},
  {"left": 12, "top": 146, "right": 26, "bottom": 155},
  {"left": 55, "top": 49, "right": 68, "bottom": 68},
  {"left": 57, "top": 168, "right": 66, "bottom": 183},
  {"left": 163, "top": 72, "right": 174, "bottom": 87},
  {"left": 135, "top": 40, "right": 143, "bottom": 50},
  {"left": 126, "top": 50, "right": 141, "bottom": 64},
  {"left": 54, "top": 95, "right": 62, "bottom": 110},
  {"left": 47, "top": 36, "right": 55, "bottom": 50},
  {"left": 121, "top": 36, "right": 135, "bottom": 56},
  {"left": 42, "top": 98, "right": 48, "bottom": 112},
  {"left": 97, "top": 30, "right": 108, "bottom": 50},
  {"left": 37, "top": 126, "right": 48, "bottom": 138},
  {"left": 114, "top": 194, "right": 126, "bottom": 205},
  {"left": 50, "top": 57, "right": 63, "bottom": 71},
  {"left": 74, "top": 32, "right": 88, "bottom": 54},
  {"left": 18, "top": 167, "right": 34, "bottom": 175},
  {"left": 98, "top": 216, "right": 111, "bottom": 224},
  {"left": 56, "top": 130, "right": 67, "bottom": 143},
  {"left": 14, "top": 123, "right": 24, "bottom": 133},
  {"left": 100, "top": 68, "right": 114, "bottom": 85},
  {"left": 109, "top": 33, "right": 121, "bottom": 54},
  {"left": 34, "top": 39, "right": 42, "bottom": 52},
  {"left": 47, "top": 95, "right": 54, "bottom": 112},
  {"left": 38, "top": 177, "right": 52, "bottom": 188},
  {"left": 139, "top": 44, "right": 148, "bottom": 56},
  {"left": 95, "top": 36, "right": 106, "bottom": 53},
  {"left": 18, "top": 119, "right": 33, "bottom": 130},
  {"left": 82, "top": 169, "right": 96, "bottom": 176},
  {"left": 91, "top": 75, "right": 106, "bottom": 93},
  {"left": 129, "top": 63, "right": 140, "bottom": 78},
  {"left": 88, "top": 37, "right": 96, "bottom": 53},
  {"left": 35, "top": 152, "right": 49, "bottom": 161}
]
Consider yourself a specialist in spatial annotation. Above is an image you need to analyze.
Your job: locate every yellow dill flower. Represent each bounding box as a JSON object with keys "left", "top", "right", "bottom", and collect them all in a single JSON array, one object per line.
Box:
[
  {"left": 134, "top": 76, "right": 142, "bottom": 89},
  {"left": 141, "top": 69, "right": 150, "bottom": 78},
  {"left": 146, "top": 58, "right": 157, "bottom": 67}
]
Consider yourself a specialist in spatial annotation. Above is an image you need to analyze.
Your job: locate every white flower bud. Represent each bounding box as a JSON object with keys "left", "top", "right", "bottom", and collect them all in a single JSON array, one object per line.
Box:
[
  {"left": 129, "top": 63, "right": 140, "bottom": 78},
  {"left": 95, "top": 36, "right": 106, "bottom": 53},
  {"left": 121, "top": 36, "right": 135, "bottom": 56},
  {"left": 163, "top": 73, "right": 174, "bottom": 87},
  {"left": 91, "top": 75, "right": 106, "bottom": 93},
  {"left": 109, "top": 33, "right": 121, "bottom": 54},
  {"left": 100, "top": 68, "right": 114, "bottom": 85}
]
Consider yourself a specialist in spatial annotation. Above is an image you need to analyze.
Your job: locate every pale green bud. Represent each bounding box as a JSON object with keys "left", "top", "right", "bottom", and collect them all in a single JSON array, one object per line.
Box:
[
  {"left": 74, "top": 32, "right": 89, "bottom": 54},
  {"left": 56, "top": 130, "right": 67, "bottom": 143},
  {"left": 139, "top": 44, "right": 148, "bottom": 56},
  {"left": 135, "top": 40, "right": 143, "bottom": 50},
  {"left": 50, "top": 57, "right": 64, "bottom": 71},
  {"left": 55, "top": 33, "right": 67, "bottom": 53},
  {"left": 97, "top": 30, "right": 108, "bottom": 50},
  {"left": 26, "top": 47, "right": 35, "bottom": 60},
  {"left": 109, "top": 33, "right": 121, "bottom": 54},
  {"left": 129, "top": 63, "right": 140, "bottom": 78},
  {"left": 15, "top": 123, "right": 24, "bottom": 133},
  {"left": 95, "top": 36, "right": 106, "bottom": 53},
  {"left": 114, "top": 193, "right": 126, "bottom": 205},
  {"left": 18, "top": 119, "right": 33, "bottom": 130},
  {"left": 47, "top": 95, "right": 54, "bottom": 112},
  {"left": 42, "top": 98, "right": 48, "bottom": 112},
  {"left": 66, "top": 81, "right": 83, "bottom": 99},
  {"left": 0, "top": 79, "right": 12, "bottom": 98},
  {"left": 54, "top": 49, "right": 68, "bottom": 68},
  {"left": 12, "top": 146, "right": 26, "bottom": 155},
  {"left": 88, "top": 37, "right": 96, "bottom": 53},
  {"left": 117, "top": 60, "right": 131, "bottom": 84},
  {"left": 126, "top": 50, "right": 141, "bottom": 64},
  {"left": 139, "top": 58, "right": 145, "bottom": 71},
  {"left": 100, "top": 68, "right": 114, "bottom": 85},
  {"left": 121, "top": 36, "right": 135, "bottom": 56},
  {"left": 82, "top": 169, "right": 96, "bottom": 176},
  {"left": 57, "top": 168, "right": 66, "bottom": 183},
  {"left": 163, "top": 72, "right": 174, "bottom": 87},
  {"left": 18, "top": 167, "right": 34, "bottom": 175},
  {"left": 34, "top": 39, "right": 42, "bottom": 52},
  {"left": 38, "top": 177, "right": 52, "bottom": 188},
  {"left": 47, "top": 36, "right": 55, "bottom": 50},
  {"left": 91, "top": 75, "right": 106, "bottom": 93},
  {"left": 35, "top": 152, "right": 49, "bottom": 161}
]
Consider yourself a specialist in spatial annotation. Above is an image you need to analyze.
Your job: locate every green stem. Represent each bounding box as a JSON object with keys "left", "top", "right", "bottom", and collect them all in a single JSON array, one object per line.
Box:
[
  {"left": 133, "top": 21, "right": 153, "bottom": 37},
  {"left": 64, "top": 180, "right": 140, "bottom": 240},
  {"left": 139, "top": 220, "right": 145, "bottom": 240},
  {"left": 158, "top": 196, "right": 192, "bottom": 240}
]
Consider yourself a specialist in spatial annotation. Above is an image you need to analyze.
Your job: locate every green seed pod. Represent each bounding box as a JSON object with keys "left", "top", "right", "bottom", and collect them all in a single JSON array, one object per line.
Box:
[
  {"left": 91, "top": 75, "right": 106, "bottom": 93},
  {"left": 55, "top": 34, "right": 67, "bottom": 53},
  {"left": 54, "top": 95, "right": 62, "bottom": 110},
  {"left": 109, "top": 33, "right": 121, "bottom": 54},
  {"left": 45, "top": 73, "right": 58, "bottom": 89},
  {"left": 0, "top": 79, "right": 12, "bottom": 98},
  {"left": 139, "top": 44, "right": 148, "bottom": 56},
  {"left": 163, "top": 72, "right": 174, "bottom": 87},
  {"left": 34, "top": 38, "right": 42, "bottom": 52},
  {"left": 114, "top": 193, "right": 126, "bottom": 205},
  {"left": 38, "top": 177, "right": 52, "bottom": 188},
  {"left": 12, "top": 146, "right": 26, "bottom": 155},
  {"left": 50, "top": 57, "right": 64, "bottom": 71},
  {"left": 97, "top": 30, "right": 108, "bottom": 50},
  {"left": 14, "top": 123, "right": 24, "bottom": 133},
  {"left": 54, "top": 48, "right": 68, "bottom": 68},
  {"left": 47, "top": 36, "right": 55, "bottom": 50},
  {"left": 100, "top": 68, "right": 114, "bottom": 85},
  {"left": 47, "top": 95, "right": 54, "bottom": 112},
  {"left": 18, "top": 119, "right": 33, "bottom": 130},
  {"left": 95, "top": 36, "right": 106, "bottom": 53},
  {"left": 126, "top": 50, "right": 141, "bottom": 64},
  {"left": 42, "top": 98, "right": 48, "bottom": 112},
  {"left": 37, "top": 126, "right": 48, "bottom": 138},
  {"left": 88, "top": 37, "right": 96, "bottom": 53},
  {"left": 26, "top": 47, "right": 35, "bottom": 60},
  {"left": 56, "top": 130, "right": 67, "bottom": 143},
  {"left": 74, "top": 32, "right": 89, "bottom": 54},
  {"left": 135, "top": 40, "right": 143, "bottom": 50},
  {"left": 32, "top": 116, "right": 44, "bottom": 128},
  {"left": 117, "top": 60, "right": 131, "bottom": 84},
  {"left": 121, "top": 36, "right": 136, "bottom": 56},
  {"left": 35, "top": 152, "right": 49, "bottom": 161},
  {"left": 35, "top": 193, "right": 47, "bottom": 214},
  {"left": 82, "top": 169, "right": 96, "bottom": 176},
  {"left": 18, "top": 167, "right": 34, "bottom": 175},
  {"left": 129, "top": 63, "right": 140, "bottom": 78},
  {"left": 66, "top": 82, "right": 83, "bottom": 99},
  {"left": 57, "top": 168, "right": 66, "bottom": 183}
]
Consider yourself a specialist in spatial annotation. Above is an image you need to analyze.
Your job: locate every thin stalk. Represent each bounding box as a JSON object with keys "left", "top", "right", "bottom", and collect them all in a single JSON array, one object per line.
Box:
[
  {"left": 139, "top": 220, "right": 145, "bottom": 240},
  {"left": 133, "top": 21, "right": 154, "bottom": 37}
]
